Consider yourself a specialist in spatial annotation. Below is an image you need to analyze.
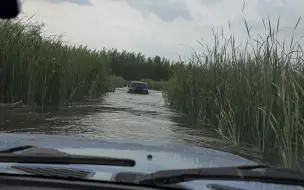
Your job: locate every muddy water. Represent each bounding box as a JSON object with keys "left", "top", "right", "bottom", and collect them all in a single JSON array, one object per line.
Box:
[
  {"left": 0, "top": 88, "right": 218, "bottom": 146},
  {"left": 0, "top": 87, "right": 262, "bottom": 161}
]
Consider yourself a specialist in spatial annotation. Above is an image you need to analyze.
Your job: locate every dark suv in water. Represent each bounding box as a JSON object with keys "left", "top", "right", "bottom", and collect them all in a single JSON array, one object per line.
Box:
[{"left": 128, "top": 81, "right": 149, "bottom": 94}]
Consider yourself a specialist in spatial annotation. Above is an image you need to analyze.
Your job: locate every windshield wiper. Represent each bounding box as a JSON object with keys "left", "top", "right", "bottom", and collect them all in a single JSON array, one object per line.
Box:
[
  {"left": 0, "top": 146, "right": 135, "bottom": 167},
  {"left": 0, "top": 145, "right": 37, "bottom": 153},
  {"left": 113, "top": 165, "right": 304, "bottom": 186}
]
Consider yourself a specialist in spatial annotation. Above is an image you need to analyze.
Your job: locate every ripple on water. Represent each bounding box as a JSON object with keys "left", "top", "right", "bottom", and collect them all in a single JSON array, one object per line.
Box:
[{"left": 0, "top": 87, "right": 258, "bottom": 161}]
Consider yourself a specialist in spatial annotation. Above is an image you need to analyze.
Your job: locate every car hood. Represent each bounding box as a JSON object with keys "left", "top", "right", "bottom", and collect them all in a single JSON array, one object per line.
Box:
[{"left": 0, "top": 133, "right": 300, "bottom": 190}]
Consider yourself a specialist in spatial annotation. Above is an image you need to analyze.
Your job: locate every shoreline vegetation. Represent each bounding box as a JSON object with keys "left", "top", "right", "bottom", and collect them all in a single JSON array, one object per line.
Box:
[
  {"left": 165, "top": 17, "right": 304, "bottom": 168},
  {"left": 0, "top": 19, "right": 109, "bottom": 107},
  {"left": 0, "top": 18, "right": 170, "bottom": 108},
  {"left": 1, "top": 15, "right": 304, "bottom": 169}
]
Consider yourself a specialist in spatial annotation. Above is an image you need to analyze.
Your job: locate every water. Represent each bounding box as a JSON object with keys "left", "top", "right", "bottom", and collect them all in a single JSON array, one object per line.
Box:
[{"left": 0, "top": 87, "right": 260, "bottom": 160}]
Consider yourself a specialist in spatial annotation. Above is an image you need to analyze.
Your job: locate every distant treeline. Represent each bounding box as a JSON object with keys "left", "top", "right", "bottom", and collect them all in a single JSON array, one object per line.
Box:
[{"left": 107, "top": 49, "right": 176, "bottom": 81}]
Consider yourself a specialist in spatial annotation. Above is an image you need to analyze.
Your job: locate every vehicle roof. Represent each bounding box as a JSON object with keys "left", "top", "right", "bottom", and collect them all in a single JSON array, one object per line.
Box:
[{"left": 130, "top": 81, "right": 147, "bottom": 84}]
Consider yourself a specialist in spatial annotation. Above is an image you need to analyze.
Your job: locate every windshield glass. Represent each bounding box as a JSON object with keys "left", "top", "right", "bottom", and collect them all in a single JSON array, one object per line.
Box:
[{"left": 0, "top": 0, "right": 304, "bottom": 189}]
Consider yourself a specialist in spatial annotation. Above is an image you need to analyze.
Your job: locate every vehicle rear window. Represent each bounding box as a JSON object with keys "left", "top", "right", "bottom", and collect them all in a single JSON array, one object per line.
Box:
[{"left": 131, "top": 82, "right": 147, "bottom": 88}]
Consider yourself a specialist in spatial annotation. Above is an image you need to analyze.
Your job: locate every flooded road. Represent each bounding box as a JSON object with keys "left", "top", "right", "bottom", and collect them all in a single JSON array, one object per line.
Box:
[
  {"left": 0, "top": 87, "right": 262, "bottom": 161},
  {"left": 0, "top": 88, "right": 215, "bottom": 146}
]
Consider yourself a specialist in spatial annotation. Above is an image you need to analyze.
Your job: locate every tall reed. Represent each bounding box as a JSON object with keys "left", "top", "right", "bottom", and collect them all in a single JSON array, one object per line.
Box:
[
  {"left": 166, "top": 18, "right": 304, "bottom": 168},
  {"left": 0, "top": 19, "right": 110, "bottom": 107}
]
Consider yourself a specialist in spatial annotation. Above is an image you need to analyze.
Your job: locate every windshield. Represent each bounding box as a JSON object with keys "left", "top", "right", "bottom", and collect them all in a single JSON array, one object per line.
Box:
[{"left": 0, "top": 0, "right": 304, "bottom": 189}]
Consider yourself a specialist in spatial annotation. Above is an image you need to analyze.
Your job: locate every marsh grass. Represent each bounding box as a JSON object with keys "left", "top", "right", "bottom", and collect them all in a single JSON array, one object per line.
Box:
[
  {"left": 108, "top": 75, "right": 126, "bottom": 88},
  {"left": 0, "top": 19, "right": 109, "bottom": 107},
  {"left": 166, "top": 17, "right": 304, "bottom": 168},
  {"left": 140, "top": 78, "right": 167, "bottom": 91}
]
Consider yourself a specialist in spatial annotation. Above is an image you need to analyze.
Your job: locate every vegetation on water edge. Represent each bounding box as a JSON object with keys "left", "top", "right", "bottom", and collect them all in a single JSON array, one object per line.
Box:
[
  {"left": 0, "top": 18, "right": 171, "bottom": 106},
  {"left": 108, "top": 75, "right": 125, "bottom": 88},
  {"left": 140, "top": 79, "right": 167, "bottom": 91},
  {"left": 0, "top": 20, "right": 110, "bottom": 106},
  {"left": 165, "top": 17, "right": 304, "bottom": 168}
]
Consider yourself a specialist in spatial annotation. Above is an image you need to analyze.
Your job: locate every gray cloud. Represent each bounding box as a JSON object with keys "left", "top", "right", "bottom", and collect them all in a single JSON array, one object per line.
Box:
[
  {"left": 25, "top": 0, "right": 304, "bottom": 60},
  {"left": 126, "top": 0, "right": 193, "bottom": 22},
  {"left": 201, "top": 0, "right": 223, "bottom": 6},
  {"left": 42, "top": 0, "right": 91, "bottom": 5},
  {"left": 257, "top": 0, "right": 286, "bottom": 19},
  {"left": 255, "top": 0, "right": 304, "bottom": 40}
]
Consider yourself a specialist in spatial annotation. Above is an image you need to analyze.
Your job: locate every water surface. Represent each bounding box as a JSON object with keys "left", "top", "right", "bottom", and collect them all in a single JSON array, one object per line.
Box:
[{"left": 0, "top": 87, "right": 260, "bottom": 160}]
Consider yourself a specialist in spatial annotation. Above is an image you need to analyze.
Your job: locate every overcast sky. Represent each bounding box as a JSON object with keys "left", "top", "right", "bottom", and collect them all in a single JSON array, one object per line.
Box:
[{"left": 22, "top": 0, "right": 304, "bottom": 60}]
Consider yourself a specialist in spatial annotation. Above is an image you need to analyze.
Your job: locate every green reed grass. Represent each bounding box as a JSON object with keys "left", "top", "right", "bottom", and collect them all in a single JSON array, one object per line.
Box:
[
  {"left": 140, "top": 78, "right": 167, "bottom": 91},
  {"left": 108, "top": 75, "right": 126, "bottom": 88},
  {"left": 166, "top": 17, "right": 304, "bottom": 168},
  {"left": 0, "top": 19, "right": 110, "bottom": 107}
]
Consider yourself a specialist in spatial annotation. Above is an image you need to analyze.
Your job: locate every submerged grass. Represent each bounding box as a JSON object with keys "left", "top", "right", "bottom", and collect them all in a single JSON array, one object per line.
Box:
[
  {"left": 0, "top": 19, "right": 109, "bottom": 107},
  {"left": 165, "top": 17, "right": 304, "bottom": 168}
]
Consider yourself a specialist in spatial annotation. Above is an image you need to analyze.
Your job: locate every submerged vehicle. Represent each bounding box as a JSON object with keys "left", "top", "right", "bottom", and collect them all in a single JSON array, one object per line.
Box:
[
  {"left": 0, "top": 133, "right": 302, "bottom": 190},
  {"left": 128, "top": 81, "right": 149, "bottom": 94}
]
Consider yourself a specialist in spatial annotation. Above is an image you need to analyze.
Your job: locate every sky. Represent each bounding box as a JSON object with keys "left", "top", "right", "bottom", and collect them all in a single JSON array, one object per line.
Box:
[{"left": 22, "top": 0, "right": 304, "bottom": 60}]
